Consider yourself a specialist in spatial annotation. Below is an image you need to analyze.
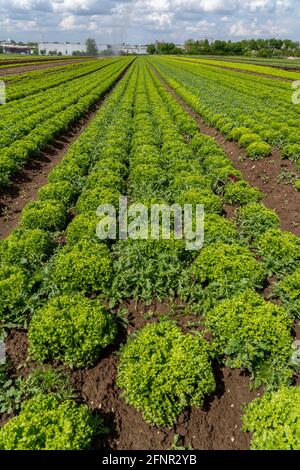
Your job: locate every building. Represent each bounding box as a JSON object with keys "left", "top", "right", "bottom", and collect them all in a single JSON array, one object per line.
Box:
[
  {"left": 1, "top": 43, "right": 35, "bottom": 54},
  {"left": 38, "top": 42, "right": 148, "bottom": 56},
  {"left": 123, "top": 45, "right": 148, "bottom": 55},
  {"left": 38, "top": 42, "right": 85, "bottom": 56}
]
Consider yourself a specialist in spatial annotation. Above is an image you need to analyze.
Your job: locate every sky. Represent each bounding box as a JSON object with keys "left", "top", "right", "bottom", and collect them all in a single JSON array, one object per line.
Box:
[{"left": 0, "top": 0, "right": 299, "bottom": 44}]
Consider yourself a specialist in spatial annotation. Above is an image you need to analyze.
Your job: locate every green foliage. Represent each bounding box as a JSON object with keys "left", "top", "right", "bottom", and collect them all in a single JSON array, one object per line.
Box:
[
  {"left": 0, "top": 265, "right": 27, "bottom": 324},
  {"left": 66, "top": 212, "right": 101, "bottom": 245},
  {"left": 0, "top": 229, "right": 52, "bottom": 268},
  {"left": 0, "top": 394, "right": 99, "bottom": 450},
  {"left": 171, "top": 174, "right": 212, "bottom": 194},
  {"left": 281, "top": 144, "right": 300, "bottom": 162},
  {"left": 28, "top": 294, "right": 117, "bottom": 368},
  {"left": 242, "top": 387, "right": 300, "bottom": 449},
  {"left": 176, "top": 189, "right": 223, "bottom": 214},
  {"left": 294, "top": 179, "right": 300, "bottom": 192},
  {"left": 257, "top": 229, "right": 300, "bottom": 275},
  {"left": 246, "top": 141, "right": 272, "bottom": 159},
  {"left": 38, "top": 182, "right": 78, "bottom": 207},
  {"left": 237, "top": 203, "right": 280, "bottom": 242},
  {"left": 239, "top": 133, "right": 261, "bottom": 148},
  {"left": 76, "top": 187, "right": 121, "bottom": 214},
  {"left": 204, "top": 214, "right": 238, "bottom": 245},
  {"left": 228, "top": 126, "right": 250, "bottom": 141},
  {"left": 207, "top": 166, "right": 242, "bottom": 192},
  {"left": 111, "top": 238, "right": 189, "bottom": 302},
  {"left": 275, "top": 268, "right": 300, "bottom": 319},
  {"left": 84, "top": 170, "right": 124, "bottom": 192},
  {"left": 224, "top": 181, "right": 262, "bottom": 205},
  {"left": 51, "top": 240, "right": 112, "bottom": 294},
  {"left": 21, "top": 200, "right": 67, "bottom": 231},
  {"left": 0, "top": 364, "right": 75, "bottom": 415},
  {"left": 191, "top": 243, "right": 266, "bottom": 301},
  {"left": 205, "top": 291, "right": 294, "bottom": 388},
  {"left": 129, "top": 164, "right": 167, "bottom": 200},
  {"left": 117, "top": 321, "right": 215, "bottom": 426}
]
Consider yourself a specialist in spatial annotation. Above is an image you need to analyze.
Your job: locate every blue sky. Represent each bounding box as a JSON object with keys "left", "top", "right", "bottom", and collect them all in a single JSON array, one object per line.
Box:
[{"left": 0, "top": 0, "right": 299, "bottom": 44}]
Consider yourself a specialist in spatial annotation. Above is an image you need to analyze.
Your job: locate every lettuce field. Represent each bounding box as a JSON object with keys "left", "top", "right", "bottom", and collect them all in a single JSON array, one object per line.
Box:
[{"left": 0, "top": 56, "right": 299, "bottom": 451}]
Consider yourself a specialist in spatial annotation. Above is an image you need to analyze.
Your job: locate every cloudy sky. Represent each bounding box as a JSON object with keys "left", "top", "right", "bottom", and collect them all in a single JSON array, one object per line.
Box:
[{"left": 0, "top": 0, "right": 299, "bottom": 44}]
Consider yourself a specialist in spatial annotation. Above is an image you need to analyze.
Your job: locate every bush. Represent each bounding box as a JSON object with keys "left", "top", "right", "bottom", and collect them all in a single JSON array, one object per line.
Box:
[
  {"left": 0, "top": 394, "right": 98, "bottom": 450},
  {"left": 28, "top": 294, "right": 117, "bottom": 367},
  {"left": 0, "top": 229, "right": 52, "bottom": 268},
  {"left": 242, "top": 387, "right": 300, "bottom": 449},
  {"left": 205, "top": 291, "right": 293, "bottom": 388},
  {"left": 204, "top": 214, "right": 238, "bottom": 245},
  {"left": 207, "top": 166, "right": 242, "bottom": 192},
  {"left": 171, "top": 174, "right": 212, "bottom": 194},
  {"left": 228, "top": 126, "right": 250, "bottom": 141},
  {"left": 237, "top": 203, "right": 280, "bottom": 242},
  {"left": 281, "top": 144, "right": 300, "bottom": 162},
  {"left": 0, "top": 265, "right": 27, "bottom": 323},
  {"left": 239, "top": 133, "right": 261, "bottom": 148},
  {"left": 21, "top": 200, "right": 67, "bottom": 231},
  {"left": 94, "top": 158, "right": 127, "bottom": 178},
  {"left": 48, "top": 159, "right": 88, "bottom": 185},
  {"left": 203, "top": 155, "right": 229, "bottom": 171},
  {"left": 66, "top": 212, "right": 101, "bottom": 245},
  {"left": 259, "top": 129, "right": 281, "bottom": 145},
  {"left": 246, "top": 142, "right": 272, "bottom": 159},
  {"left": 192, "top": 243, "right": 266, "bottom": 300},
  {"left": 51, "top": 240, "right": 112, "bottom": 294},
  {"left": 76, "top": 187, "right": 121, "bottom": 214},
  {"left": 38, "top": 182, "right": 78, "bottom": 207},
  {"left": 176, "top": 189, "right": 223, "bottom": 214},
  {"left": 275, "top": 268, "right": 300, "bottom": 319},
  {"left": 84, "top": 170, "right": 124, "bottom": 192},
  {"left": 111, "top": 238, "right": 188, "bottom": 302},
  {"left": 256, "top": 229, "right": 300, "bottom": 275},
  {"left": 117, "top": 321, "right": 215, "bottom": 426},
  {"left": 224, "top": 181, "right": 262, "bottom": 205}
]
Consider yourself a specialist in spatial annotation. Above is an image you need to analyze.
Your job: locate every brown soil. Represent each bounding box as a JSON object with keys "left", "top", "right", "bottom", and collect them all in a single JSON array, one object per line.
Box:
[
  {"left": 154, "top": 67, "right": 300, "bottom": 237},
  {"left": 174, "top": 57, "right": 293, "bottom": 82},
  {"left": 4, "top": 300, "right": 258, "bottom": 450},
  {"left": 0, "top": 59, "right": 93, "bottom": 77}
]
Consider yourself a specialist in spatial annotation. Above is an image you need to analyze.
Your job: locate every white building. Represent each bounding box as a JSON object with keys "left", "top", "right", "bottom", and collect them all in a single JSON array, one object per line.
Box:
[
  {"left": 38, "top": 42, "right": 148, "bottom": 56},
  {"left": 123, "top": 45, "right": 148, "bottom": 55},
  {"left": 38, "top": 42, "right": 85, "bottom": 56}
]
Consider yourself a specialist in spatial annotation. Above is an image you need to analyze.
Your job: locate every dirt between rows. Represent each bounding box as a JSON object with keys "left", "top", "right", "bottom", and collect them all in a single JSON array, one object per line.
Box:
[
  {"left": 153, "top": 67, "right": 300, "bottom": 237},
  {"left": 0, "top": 59, "right": 92, "bottom": 77}
]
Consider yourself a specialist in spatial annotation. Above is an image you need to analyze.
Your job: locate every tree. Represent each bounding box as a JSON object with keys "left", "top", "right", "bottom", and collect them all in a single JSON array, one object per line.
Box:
[
  {"left": 86, "top": 38, "right": 98, "bottom": 56},
  {"left": 147, "top": 44, "right": 156, "bottom": 55},
  {"left": 0, "top": 45, "right": 3, "bottom": 54}
]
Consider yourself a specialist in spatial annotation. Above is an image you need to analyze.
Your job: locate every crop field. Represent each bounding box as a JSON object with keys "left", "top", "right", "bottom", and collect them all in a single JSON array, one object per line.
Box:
[
  {"left": 0, "top": 56, "right": 299, "bottom": 451},
  {"left": 193, "top": 55, "right": 300, "bottom": 70}
]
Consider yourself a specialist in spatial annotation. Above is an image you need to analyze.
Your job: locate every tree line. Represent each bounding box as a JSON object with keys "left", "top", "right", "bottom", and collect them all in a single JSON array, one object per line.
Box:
[{"left": 147, "top": 38, "right": 300, "bottom": 57}]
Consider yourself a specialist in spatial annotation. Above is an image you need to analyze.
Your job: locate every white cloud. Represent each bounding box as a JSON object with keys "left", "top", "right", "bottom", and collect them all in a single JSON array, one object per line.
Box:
[{"left": 0, "top": 0, "right": 298, "bottom": 42}]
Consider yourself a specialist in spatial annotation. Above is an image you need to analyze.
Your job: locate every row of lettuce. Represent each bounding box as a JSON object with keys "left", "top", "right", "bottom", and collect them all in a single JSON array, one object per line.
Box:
[
  {"left": 1, "top": 58, "right": 118, "bottom": 100},
  {"left": 179, "top": 56, "right": 300, "bottom": 81},
  {"left": 0, "top": 58, "right": 299, "bottom": 450},
  {"left": 149, "top": 56, "right": 300, "bottom": 167},
  {"left": 0, "top": 58, "right": 133, "bottom": 188}
]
